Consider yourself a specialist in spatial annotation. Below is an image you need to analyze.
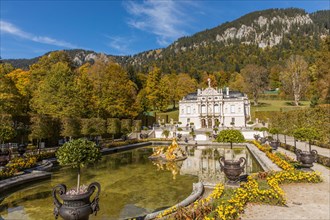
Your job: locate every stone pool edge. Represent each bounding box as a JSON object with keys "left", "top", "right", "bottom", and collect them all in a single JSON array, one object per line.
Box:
[
  {"left": 144, "top": 182, "right": 204, "bottom": 220},
  {"left": 0, "top": 170, "right": 52, "bottom": 192}
]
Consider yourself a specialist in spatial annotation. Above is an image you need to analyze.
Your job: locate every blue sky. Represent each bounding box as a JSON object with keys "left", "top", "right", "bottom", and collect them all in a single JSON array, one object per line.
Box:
[{"left": 1, "top": 0, "right": 329, "bottom": 59}]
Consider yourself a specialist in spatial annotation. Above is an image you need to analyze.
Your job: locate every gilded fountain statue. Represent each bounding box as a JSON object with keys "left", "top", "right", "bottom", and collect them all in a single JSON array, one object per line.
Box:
[
  {"left": 149, "top": 138, "right": 187, "bottom": 161},
  {"left": 149, "top": 138, "right": 187, "bottom": 179}
]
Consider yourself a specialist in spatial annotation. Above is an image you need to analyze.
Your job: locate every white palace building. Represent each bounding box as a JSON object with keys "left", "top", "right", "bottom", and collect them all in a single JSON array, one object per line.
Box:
[{"left": 179, "top": 79, "right": 251, "bottom": 129}]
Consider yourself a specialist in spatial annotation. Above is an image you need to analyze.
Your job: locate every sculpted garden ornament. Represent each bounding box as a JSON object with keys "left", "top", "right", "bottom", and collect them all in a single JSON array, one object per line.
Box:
[
  {"left": 0, "top": 148, "right": 10, "bottom": 166},
  {"left": 293, "top": 128, "right": 320, "bottom": 169},
  {"left": 216, "top": 129, "right": 246, "bottom": 184},
  {"left": 52, "top": 138, "right": 102, "bottom": 220},
  {"left": 149, "top": 138, "right": 187, "bottom": 162}
]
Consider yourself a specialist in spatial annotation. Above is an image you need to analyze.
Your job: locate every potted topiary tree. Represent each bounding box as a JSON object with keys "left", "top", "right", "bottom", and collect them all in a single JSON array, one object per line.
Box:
[
  {"left": 52, "top": 138, "right": 102, "bottom": 220},
  {"left": 217, "top": 129, "right": 246, "bottom": 184},
  {"left": 293, "top": 127, "right": 320, "bottom": 169},
  {"left": 216, "top": 129, "right": 245, "bottom": 149},
  {"left": 216, "top": 129, "right": 246, "bottom": 184},
  {"left": 268, "top": 128, "right": 280, "bottom": 150},
  {"left": 162, "top": 129, "right": 170, "bottom": 139}
]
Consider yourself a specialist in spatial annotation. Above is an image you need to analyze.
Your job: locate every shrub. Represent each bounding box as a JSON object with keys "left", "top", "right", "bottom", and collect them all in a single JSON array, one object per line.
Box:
[{"left": 56, "top": 139, "right": 101, "bottom": 192}]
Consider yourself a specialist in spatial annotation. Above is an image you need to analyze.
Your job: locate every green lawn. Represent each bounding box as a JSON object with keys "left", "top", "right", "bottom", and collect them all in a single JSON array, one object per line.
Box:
[
  {"left": 155, "top": 109, "right": 179, "bottom": 122},
  {"left": 251, "top": 99, "right": 310, "bottom": 119},
  {"left": 149, "top": 99, "right": 311, "bottom": 122}
]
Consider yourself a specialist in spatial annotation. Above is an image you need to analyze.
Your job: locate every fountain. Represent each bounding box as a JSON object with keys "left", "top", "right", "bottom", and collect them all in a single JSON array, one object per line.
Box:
[{"left": 148, "top": 138, "right": 187, "bottom": 161}]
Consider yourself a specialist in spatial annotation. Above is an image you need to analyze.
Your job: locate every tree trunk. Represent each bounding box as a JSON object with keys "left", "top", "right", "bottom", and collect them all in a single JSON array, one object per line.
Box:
[
  {"left": 309, "top": 141, "right": 311, "bottom": 152},
  {"left": 284, "top": 135, "right": 287, "bottom": 145},
  {"left": 294, "top": 95, "right": 300, "bottom": 106},
  {"left": 37, "top": 139, "right": 40, "bottom": 155},
  {"left": 254, "top": 99, "right": 258, "bottom": 106},
  {"left": 77, "top": 166, "right": 81, "bottom": 193}
]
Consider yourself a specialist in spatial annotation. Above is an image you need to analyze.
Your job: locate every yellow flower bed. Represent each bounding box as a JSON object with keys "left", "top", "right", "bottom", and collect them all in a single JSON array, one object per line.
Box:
[
  {"left": 252, "top": 140, "right": 294, "bottom": 171},
  {"left": 6, "top": 156, "right": 37, "bottom": 170},
  {"left": 157, "top": 140, "right": 323, "bottom": 220},
  {"left": 0, "top": 156, "right": 38, "bottom": 180}
]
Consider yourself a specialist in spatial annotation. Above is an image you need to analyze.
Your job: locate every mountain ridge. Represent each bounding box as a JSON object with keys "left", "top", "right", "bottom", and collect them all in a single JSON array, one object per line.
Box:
[{"left": 2, "top": 8, "right": 329, "bottom": 70}]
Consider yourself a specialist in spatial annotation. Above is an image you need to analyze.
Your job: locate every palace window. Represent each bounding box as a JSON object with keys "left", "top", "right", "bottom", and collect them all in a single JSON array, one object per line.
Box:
[
  {"left": 187, "top": 106, "right": 191, "bottom": 114},
  {"left": 201, "top": 105, "right": 206, "bottom": 113},
  {"left": 230, "top": 105, "right": 235, "bottom": 113},
  {"left": 214, "top": 104, "right": 219, "bottom": 113}
]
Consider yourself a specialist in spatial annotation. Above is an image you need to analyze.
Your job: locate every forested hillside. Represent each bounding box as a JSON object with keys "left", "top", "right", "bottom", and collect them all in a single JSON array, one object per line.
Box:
[{"left": 1, "top": 8, "right": 329, "bottom": 145}]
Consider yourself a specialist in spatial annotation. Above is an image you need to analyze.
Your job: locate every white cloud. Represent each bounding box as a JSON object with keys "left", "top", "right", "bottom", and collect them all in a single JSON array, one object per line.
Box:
[
  {"left": 105, "top": 35, "right": 135, "bottom": 55},
  {"left": 0, "top": 20, "right": 77, "bottom": 48},
  {"left": 125, "top": 0, "right": 194, "bottom": 46}
]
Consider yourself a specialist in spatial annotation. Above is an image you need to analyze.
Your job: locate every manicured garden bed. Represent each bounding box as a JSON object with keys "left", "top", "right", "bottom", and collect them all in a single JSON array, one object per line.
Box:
[
  {"left": 0, "top": 152, "right": 55, "bottom": 180},
  {"left": 158, "top": 140, "right": 323, "bottom": 220}
]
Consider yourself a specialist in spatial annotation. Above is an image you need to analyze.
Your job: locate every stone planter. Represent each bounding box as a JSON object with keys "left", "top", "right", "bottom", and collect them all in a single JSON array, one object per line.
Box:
[
  {"left": 0, "top": 150, "right": 10, "bottom": 166},
  {"left": 295, "top": 149, "right": 318, "bottom": 169},
  {"left": 52, "top": 182, "right": 100, "bottom": 220},
  {"left": 269, "top": 141, "right": 280, "bottom": 150},
  {"left": 0, "top": 156, "right": 9, "bottom": 166},
  {"left": 17, "top": 145, "right": 26, "bottom": 157},
  {"left": 219, "top": 157, "right": 246, "bottom": 183},
  {"left": 260, "top": 137, "right": 267, "bottom": 144},
  {"left": 254, "top": 134, "right": 260, "bottom": 141}
]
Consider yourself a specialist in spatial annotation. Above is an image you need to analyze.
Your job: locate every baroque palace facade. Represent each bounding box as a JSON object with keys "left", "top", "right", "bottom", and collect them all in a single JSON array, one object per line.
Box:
[{"left": 179, "top": 80, "right": 250, "bottom": 129}]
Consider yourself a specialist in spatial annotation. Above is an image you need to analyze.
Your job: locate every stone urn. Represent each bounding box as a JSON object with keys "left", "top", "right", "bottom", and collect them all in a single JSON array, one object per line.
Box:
[
  {"left": 52, "top": 182, "right": 101, "bottom": 220},
  {"left": 17, "top": 144, "right": 26, "bottom": 157},
  {"left": 0, "top": 150, "right": 10, "bottom": 166},
  {"left": 253, "top": 134, "right": 260, "bottom": 141},
  {"left": 295, "top": 149, "right": 318, "bottom": 169},
  {"left": 219, "top": 157, "right": 246, "bottom": 183},
  {"left": 269, "top": 141, "right": 280, "bottom": 150},
  {"left": 260, "top": 137, "right": 267, "bottom": 144}
]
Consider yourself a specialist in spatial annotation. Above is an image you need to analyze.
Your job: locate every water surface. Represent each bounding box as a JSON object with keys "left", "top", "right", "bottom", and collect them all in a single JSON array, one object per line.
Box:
[{"left": 0, "top": 145, "right": 262, "bottom": 220}]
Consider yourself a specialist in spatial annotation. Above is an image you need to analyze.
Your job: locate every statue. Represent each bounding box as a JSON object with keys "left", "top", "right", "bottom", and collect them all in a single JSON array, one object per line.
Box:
[{"left": 149, "top": 138, "right": 187, "bottom": 162}]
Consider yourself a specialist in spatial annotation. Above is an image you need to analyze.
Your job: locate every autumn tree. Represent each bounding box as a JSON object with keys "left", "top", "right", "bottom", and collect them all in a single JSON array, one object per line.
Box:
[
  {"left": 172, "top": 73, "right": 197, "bottom": 108},
  {"left": 30, "top": 62, "right": 80, "bottom": 118},
  {"left": 269, "top": 64, "right": 283, "bottom": 90},
  {"left": 0, "top": 63, "right": 20, "bottom": 115},
  {"left": 121, "top": 119, "right": 132, "bottom": 135},
  {"left": 81, "top": 118, "right": 106, "bottom": 139},
  {"left": 145, "top": 66, "right": 162, "bottom": 110},
  {"left": 75, "top": 63, "right": 95, "bottom": 118},
  {"left": 60, "top": 117, "right": 81, "bottom": 140},
  {"left": 0, "top": 114, "right": 15, "bottom": 144},
  {"left": 28, "top": 51, "right": 73, "bottom": 93},
  {"left": 29, "top": 114, "right": 60, "bottom": 147},
  {"left": 107, "top": 118, "right": 121, "bottom": 140},
  {"left": 6, "top": 69, "right": 31, "bottom": 114},
  {"left": 313, "top": 37, "right": 330, "bottom": 104},
  {"left": 88, "top": 61, "right": 139, "bottom": 118},
  {"left": 241, "top": 64, "right": 268, "bottom": 105},
  {"left": 280, "top": 55, "right": 309, "bottom": 106},
  {"left": 229, "top": 73, "right": 245, "bottom": 92}
]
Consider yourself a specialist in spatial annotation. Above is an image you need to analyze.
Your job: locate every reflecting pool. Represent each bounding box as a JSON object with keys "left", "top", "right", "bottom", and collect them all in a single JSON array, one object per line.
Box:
[{"left": 0, "top": 145, "right": 262, "bottom": 220}]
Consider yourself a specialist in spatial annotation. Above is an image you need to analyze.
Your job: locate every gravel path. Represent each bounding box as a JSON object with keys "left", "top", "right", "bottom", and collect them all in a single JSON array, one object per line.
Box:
[{"left": 241, "top": 148, "right": 330, "bottom": 220}]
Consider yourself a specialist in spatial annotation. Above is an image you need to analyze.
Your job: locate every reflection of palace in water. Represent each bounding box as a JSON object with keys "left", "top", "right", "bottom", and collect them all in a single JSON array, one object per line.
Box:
[{"left": 180, "top": 146, "right": 256, "bottom": 186}]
